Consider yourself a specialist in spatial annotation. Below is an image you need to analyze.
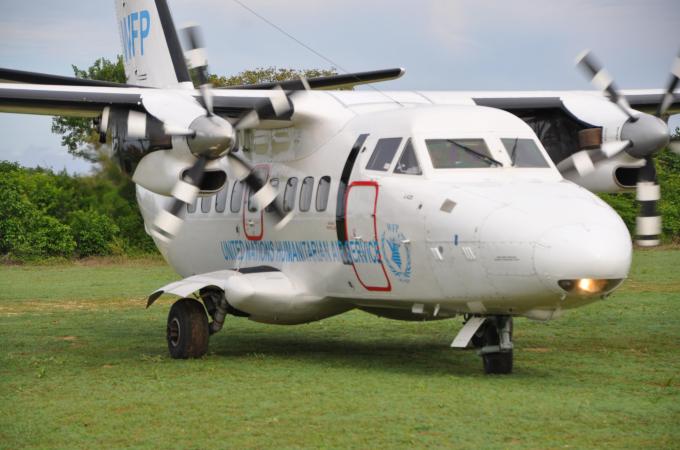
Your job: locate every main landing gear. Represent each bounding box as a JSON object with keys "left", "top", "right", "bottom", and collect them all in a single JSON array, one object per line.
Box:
[
  {"left": 166, "top": 298, "right": 209, "bottom": 359},
  {"left": 166, "top": 289, "right": 232, "bottom": 359},
  {"left": 453, "top": 315, "right": 514, "bottom": 374}
]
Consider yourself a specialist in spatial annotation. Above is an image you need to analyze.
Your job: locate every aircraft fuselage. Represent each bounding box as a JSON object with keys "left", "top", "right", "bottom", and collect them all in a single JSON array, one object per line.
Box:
[{"left": 137, "top": 101, "right": 632, "bottom": 324}]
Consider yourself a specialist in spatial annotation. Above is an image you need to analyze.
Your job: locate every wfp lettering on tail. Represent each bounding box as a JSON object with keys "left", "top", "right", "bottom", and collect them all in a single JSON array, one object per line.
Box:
[{"left": 119, "top": 9, "right": 151, "bottom": 61}]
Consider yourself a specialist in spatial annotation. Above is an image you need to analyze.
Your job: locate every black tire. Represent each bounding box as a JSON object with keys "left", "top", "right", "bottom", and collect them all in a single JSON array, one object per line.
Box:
[
  {"left": 167, "top": 298, "right": 209, "bottom": 359},
  {"left": 483, "top": 351, "right": 513, "bottom": 374}
]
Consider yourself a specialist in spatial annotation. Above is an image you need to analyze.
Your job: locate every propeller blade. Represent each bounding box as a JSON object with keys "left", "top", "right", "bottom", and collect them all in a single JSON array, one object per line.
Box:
[
  {"left": 556, "top": 150, "right": 595, "bottom": 177},
  {"left": 151, "top": 156, "right": 207, "bottom": 242},
  {"left": 233, "top": 109, "right": 260, "bottom": 131},
  {"left": 227, "top": 152, "right": 290, "bottom": 226},
  {"left": 600, "top": 140, "right": 631, "bottom": 158},
  {"left": 127, "top": 110, "right": 147, "bottom": 139},
  {"left": 163, "top": 124, "right": 196, "bottom": 137},
  {"left": 656, "top": 51, "right": 680, "bottom": 117},
  {"left": 182, "top": 24, "right": 213, "bottom": 115},
  {"left": 635, "top": 156, "right": 662, "bottom": 247},
  {"left": 270, "top": 85, "right": 292, "bottom": 117},
  {"left": 575, "top": 50, "right": 637, "bottom": 121},
  {"left": 670, "top": 140, "right": 680, "bottom": 155}
]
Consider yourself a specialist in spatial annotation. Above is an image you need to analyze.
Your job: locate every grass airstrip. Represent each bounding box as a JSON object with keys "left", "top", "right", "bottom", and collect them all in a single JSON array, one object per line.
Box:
[{"left": 1, "top": 251, "right": 679, "bottom": 449}]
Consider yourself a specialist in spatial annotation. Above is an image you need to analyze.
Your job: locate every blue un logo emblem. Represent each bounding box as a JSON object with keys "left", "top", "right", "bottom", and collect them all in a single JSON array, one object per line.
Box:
[{"left": 381, "top": 223, "right": 412, "bottom": 282}]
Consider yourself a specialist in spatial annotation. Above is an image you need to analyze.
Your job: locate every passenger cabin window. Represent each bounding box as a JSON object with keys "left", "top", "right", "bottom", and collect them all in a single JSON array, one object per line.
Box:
[
  {"left": 284, "top": 177, "right": 298, "bottom": 212},
  {"left": 299, "top": 177, "right": 314, "bottom": 212},
  {"left": 265, "top": 178, "right": 279, "bottom": 213},
  {"left": 501, "top": 138, "right": 551, "bottom": 168},
  {"left": 187, "top": 199, "right": 197, "bottom": 213},
  {"left": 394, "top": 139, "right": 422, "bottom": 175},
  {"left": 366, "top": 138, "right": 402, "bottom": 171},
  {"left": 201, "top": 195, "right": 212, "bottom": 213},
  {"left": 230, "top": 181, "right": 244, "bottom": 213},
  {"left": 215, "top": 179, "right": 228, "bottom": 213},
  {"left": 316, "top": 176, "right": 331, "bottom": 212},
  {"left": 426, "top": 139, "right": 501, "bottom": 169}
]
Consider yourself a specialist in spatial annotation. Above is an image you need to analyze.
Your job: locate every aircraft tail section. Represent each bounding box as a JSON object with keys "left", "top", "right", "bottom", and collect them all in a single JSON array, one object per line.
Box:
[{"left": 115, "top": 0, "right": 192, "bottom": 88}]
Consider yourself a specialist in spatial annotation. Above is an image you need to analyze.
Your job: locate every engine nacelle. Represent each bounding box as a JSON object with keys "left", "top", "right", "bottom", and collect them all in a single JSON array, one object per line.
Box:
[
  {"left": 561, "top": 151, "right": 644, "bottom": 193},
  {"left": 106, "top": 108, "right": 227, "bottom": 196}
]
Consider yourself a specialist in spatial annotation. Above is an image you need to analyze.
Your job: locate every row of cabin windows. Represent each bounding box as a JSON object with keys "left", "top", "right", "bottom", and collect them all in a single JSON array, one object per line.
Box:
[{"left": 188, "top": 175, "right": 332, "bottom": 214}]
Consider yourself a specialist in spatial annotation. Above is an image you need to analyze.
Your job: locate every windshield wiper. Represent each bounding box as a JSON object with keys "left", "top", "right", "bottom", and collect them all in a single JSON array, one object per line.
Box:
[{"left": 447, "top": 140, "right": 503, "bottom": 168}]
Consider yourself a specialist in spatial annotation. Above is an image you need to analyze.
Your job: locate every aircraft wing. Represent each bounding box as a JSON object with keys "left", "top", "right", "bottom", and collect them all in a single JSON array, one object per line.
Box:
[
  {"left": 0, "top": 83, "right": 294, "bottom": 119},
  {"left": 224, "top": 68, "right": 405, "bottom": 91},
  {"left": 470, "top": 89, "right": 680, "bottom": 115}
]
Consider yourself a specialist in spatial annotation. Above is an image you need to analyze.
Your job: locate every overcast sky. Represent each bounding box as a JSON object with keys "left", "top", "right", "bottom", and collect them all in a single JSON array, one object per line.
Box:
[{"left": 1, "top": 0, "right": 679, "bottom": 173}]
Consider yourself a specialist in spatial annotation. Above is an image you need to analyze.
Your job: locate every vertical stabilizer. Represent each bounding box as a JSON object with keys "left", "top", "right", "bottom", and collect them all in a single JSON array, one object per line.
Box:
[{"left": 115, "top": 0, "right": 192, "bottom": 88}]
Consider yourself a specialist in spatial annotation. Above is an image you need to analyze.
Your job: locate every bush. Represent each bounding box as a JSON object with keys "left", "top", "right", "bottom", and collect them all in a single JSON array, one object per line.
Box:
[
  {"left": 0, "top": 161, "right": 155, "bottom": 260},
  {"left": 68, "top": 210, "right": 119, "bottom": 257},
  {"left": 0, "top": 178, "right": 75, "bottom": 258}
]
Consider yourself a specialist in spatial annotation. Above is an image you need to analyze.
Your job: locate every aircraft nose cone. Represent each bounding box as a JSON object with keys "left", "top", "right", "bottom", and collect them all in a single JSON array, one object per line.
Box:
[{"left": 534, "top": 222, "right": 632, "bottom": 291}]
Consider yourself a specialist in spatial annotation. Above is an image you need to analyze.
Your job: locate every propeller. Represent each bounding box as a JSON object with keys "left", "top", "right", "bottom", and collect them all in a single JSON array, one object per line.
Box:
[
  {"left": 145, "top": 25, "right": 294, "bottom": 242},
  {"left": 574, "top": 49, "right": 679, "bottom": 246}
]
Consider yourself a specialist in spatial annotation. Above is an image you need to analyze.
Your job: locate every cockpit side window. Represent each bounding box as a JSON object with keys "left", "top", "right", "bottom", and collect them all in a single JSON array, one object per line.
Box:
[
  {"left": 501, "top": 138, "right": 551, "bottom": 168},
  {"left": 366, "top": 138, "right": 402, "bottom": 171},
  {"left": 426, "top": 139, "right": 500, "bottom": 169},
  {"left": 393, "top": 139, "right": 422, "bottom": 175}
]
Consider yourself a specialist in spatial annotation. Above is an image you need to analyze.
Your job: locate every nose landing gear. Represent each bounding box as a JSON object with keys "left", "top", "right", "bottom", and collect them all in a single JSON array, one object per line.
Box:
[
  {"left": 475, "top": 316, "right": 513, "bottom": 374},
  {"left": 453, "top": 315, "right": 514, "bottom": 374}
]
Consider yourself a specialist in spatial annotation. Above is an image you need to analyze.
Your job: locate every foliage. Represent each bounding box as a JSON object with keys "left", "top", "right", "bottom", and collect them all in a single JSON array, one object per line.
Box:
[
  {"left": 68, "top": 210, "right": 120, "bottom": 257},
  {"left": 0, "top": 161, "right": 154, "bottom": 260},
  {"left": 50, "top": 56, "right": 127, "bottom": 162}
]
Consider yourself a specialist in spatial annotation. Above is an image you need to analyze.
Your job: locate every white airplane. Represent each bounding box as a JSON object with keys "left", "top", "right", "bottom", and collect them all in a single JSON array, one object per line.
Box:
[{"left": 1, "top": 0, "right": 679, "bottom": 374}]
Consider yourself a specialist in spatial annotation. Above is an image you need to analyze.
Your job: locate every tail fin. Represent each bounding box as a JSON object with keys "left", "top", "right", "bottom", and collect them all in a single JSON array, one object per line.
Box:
[{"left": 115, "top": 0, "right": 192, "bottom": 88}]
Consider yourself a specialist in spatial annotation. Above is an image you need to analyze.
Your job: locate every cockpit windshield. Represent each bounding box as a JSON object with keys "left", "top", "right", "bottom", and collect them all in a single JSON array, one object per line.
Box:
[
  {"left": 501, "top": 138, "right": 550, "bottom": 168},
  {"left": 426, "top": 139, "right": 502, "bottom": 169}
]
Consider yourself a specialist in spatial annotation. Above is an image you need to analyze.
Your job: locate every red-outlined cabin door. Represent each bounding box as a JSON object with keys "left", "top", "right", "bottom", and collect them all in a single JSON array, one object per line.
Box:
[{"left": 344, "top": 181, "right": 391, "bottom": 292}]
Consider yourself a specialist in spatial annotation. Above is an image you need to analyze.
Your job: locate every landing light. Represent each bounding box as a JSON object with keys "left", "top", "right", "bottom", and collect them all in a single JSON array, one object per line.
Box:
[{"left": 558, "top": 279, "right": 623, "bottom": 296}]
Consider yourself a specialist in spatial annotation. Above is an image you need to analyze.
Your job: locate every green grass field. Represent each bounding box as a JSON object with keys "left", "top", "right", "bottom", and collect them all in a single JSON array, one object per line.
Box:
[{"left": 1, "top": 252, "right": 679, "bottom": 449}]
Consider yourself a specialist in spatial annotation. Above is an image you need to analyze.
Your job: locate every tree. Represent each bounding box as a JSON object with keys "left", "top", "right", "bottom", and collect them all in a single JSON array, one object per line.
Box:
[{"left": 50, "top": 56, "right": 127, "bottom": 162}]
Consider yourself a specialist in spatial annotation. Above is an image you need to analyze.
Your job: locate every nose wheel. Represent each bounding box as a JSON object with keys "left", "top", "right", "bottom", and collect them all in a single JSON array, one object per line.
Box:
[
  {"left": 475, "top": 316, "right": 513, "bottom": 374},
  {"left": 166, "top": 298, "right": 209, "bottom": 359}
]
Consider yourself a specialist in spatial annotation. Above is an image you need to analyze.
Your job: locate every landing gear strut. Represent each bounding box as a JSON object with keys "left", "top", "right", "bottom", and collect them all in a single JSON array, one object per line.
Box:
[
  {"left": 474, "top": 316, "right": 513, "bottom": 374},
  {"left": 166, "top": 298, "right": 209, "bottom": 359}
]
